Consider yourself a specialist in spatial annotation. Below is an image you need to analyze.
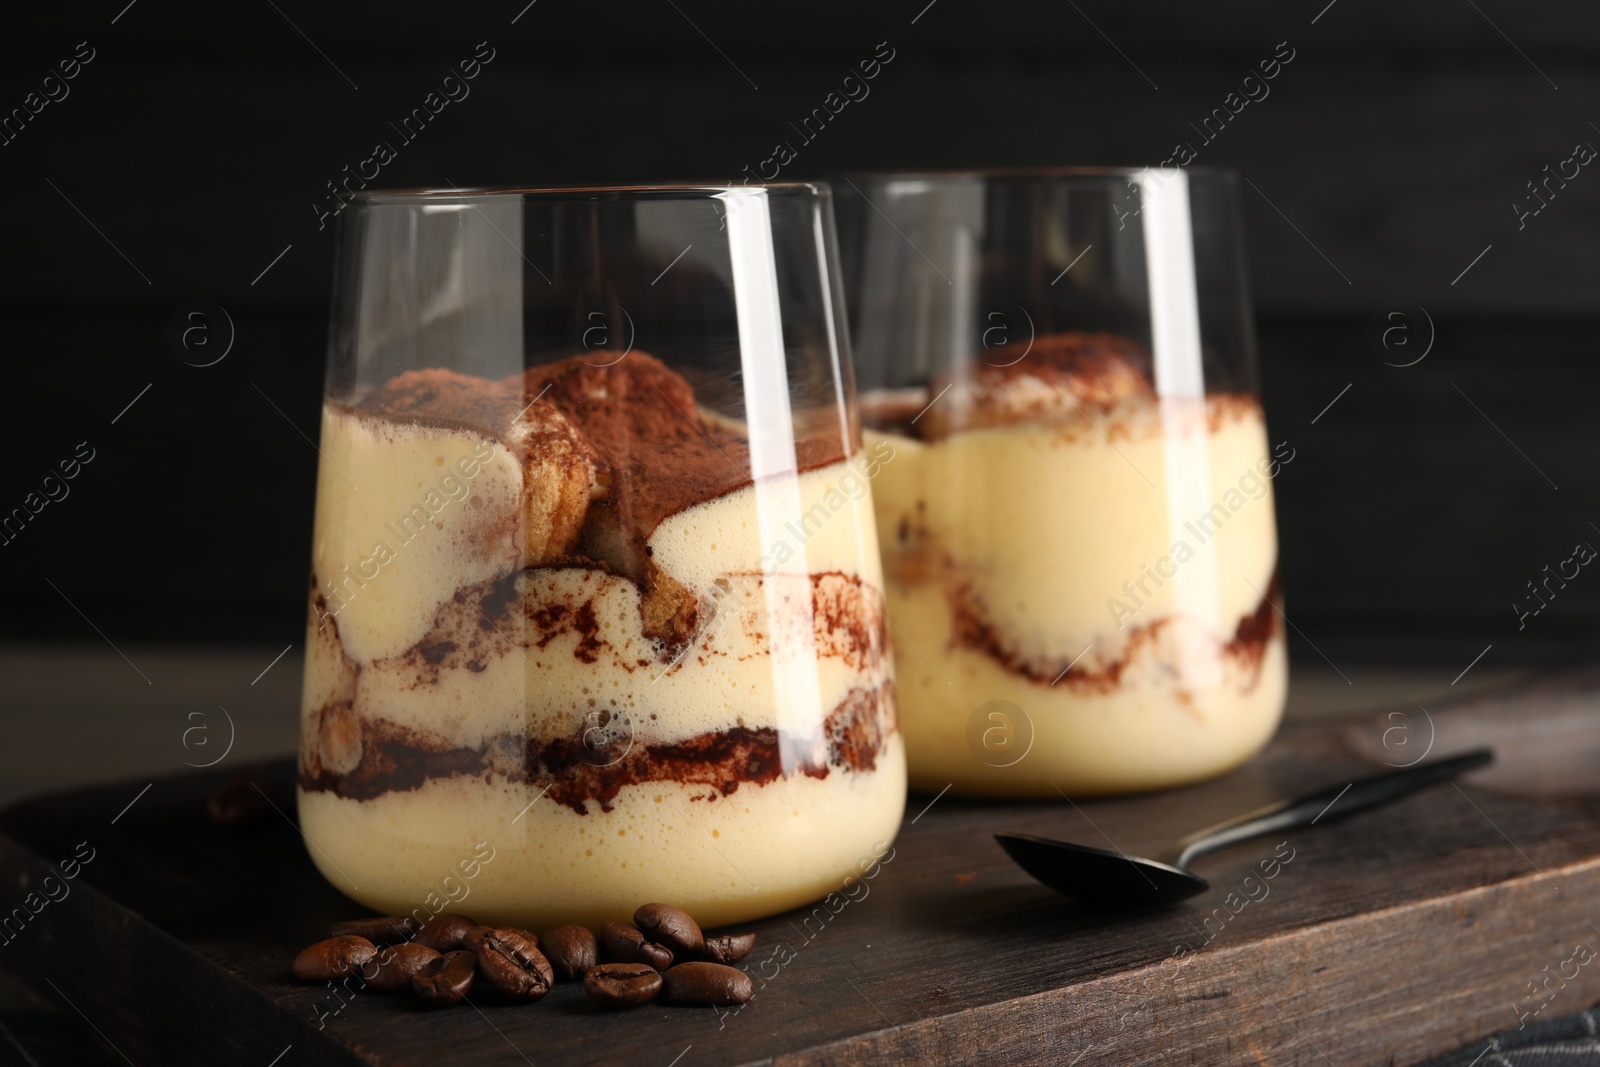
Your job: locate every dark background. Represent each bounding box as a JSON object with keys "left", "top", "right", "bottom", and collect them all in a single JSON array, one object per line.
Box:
[{"left": 1, "top": 0, "right": 1596, "bottom": 671}]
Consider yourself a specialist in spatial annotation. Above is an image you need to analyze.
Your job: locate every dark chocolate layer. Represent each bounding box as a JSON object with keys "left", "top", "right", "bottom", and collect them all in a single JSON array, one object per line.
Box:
[
  {"left": 301, "top": 565, "right": 895, "bottom": 807},
  {"left": 951, "top": 570, "right": 1281, "bottom": 689},
  {"left": 298, "top": 682, "right": 896, "bottom": 814},
  {"left": 339, "top": 565, "right": 889, "bottom": 683}
]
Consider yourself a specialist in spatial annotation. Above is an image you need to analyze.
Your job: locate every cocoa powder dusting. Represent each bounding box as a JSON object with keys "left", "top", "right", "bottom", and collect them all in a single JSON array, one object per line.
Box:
[
  {"left": 859, "top": 330, "right": 1262, "bottom": 443},
  {"left": 864, "top": 332, "right": 1153, "bottom": 440},
  {"left": 1223, "top": 571, "right": 1281, "bottom": 678},
  {"left": 297, "top": 683, "right": 895, "bottom": 813},
  {"left": 342, "top": 352, "right": 848, "bottom": 653},
  {"left": 305, "top": 353, "right": 893, "bottom": 809},
  {"left": 951, "top": 570, "right": 1280, "bottom": 689},
  {"left": 570, "top": 601, "right": 603, "bottom": 664}
]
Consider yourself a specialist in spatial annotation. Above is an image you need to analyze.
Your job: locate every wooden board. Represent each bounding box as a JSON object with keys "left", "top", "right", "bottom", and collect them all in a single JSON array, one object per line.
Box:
[{"left": 3, "top": 681, "right": 1600, "bottom": 1067}]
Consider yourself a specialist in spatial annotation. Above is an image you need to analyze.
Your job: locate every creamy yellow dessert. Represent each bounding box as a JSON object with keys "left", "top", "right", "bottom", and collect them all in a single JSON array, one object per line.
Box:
[
  {"left": 863, "top": 332, "right": 1287, "bottom": 796},
  {"left": 298, "top": 353, "right": 904, "bottom": 928}
]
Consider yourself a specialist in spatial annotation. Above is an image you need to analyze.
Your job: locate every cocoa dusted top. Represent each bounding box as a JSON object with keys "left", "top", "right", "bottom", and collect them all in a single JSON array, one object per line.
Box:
[
  {"left": 349, "top": 351, "right": 847, "bottom": 641},
  {"left": 861, "top": 331, "right": 1155, "bottom": 439}
]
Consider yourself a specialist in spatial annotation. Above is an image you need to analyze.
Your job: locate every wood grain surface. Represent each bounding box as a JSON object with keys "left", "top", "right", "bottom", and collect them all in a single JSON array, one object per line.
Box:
[{"left": 2, "top": 684, "right": 1597, "bottom": 1066}]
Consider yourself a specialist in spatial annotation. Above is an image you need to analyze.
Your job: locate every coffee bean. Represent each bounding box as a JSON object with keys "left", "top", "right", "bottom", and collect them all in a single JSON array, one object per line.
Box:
[
  {"left": 475, "top": 929, "right": 554, "bottom": 1001},
  {"left": 364, "top": 943, "right": 442, "bottom": 993},
  {"left": 463, "top": 925, "right": 538, "bottom": 954},
  {"left": 665, "top": 966, "right": 758, "bottom": 1004},
  {"left": 542, "top": 924, "right": 599, "bottom": 981},
  {"left": 660, "top": 961, "right": 753, "bottom": 1006},
  {"left": 600, "top": 921, "right": 672, "bottom": 970},
  {"left": 414, "top": 913, "right": 478, "bottom": 952},
  {"left": 634, "top": 903, "right": 704, "bottom": 957},
  {"left": 412, "top": 950, "right": 476, "bottom": 1007},
  {"left": 701, "top": 932, "right": 758, "bottom": 965},
  {"left": 583, "top": 962, "right": 663, "bottom": 1008},
  {"left": 292, "top": 935, "right": 377, "bottom": 982},
  {"left": 329, "top": 916, "right": 420, "bottom": 944}
]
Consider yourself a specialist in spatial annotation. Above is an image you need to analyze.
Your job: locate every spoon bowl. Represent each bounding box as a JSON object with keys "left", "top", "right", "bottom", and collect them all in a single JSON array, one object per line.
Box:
[{"left": 995, "top": 833, "right": 1208, "bottom": 906}]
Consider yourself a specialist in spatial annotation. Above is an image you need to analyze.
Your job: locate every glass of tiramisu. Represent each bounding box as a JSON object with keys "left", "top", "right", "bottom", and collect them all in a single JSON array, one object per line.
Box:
[
  {"left": 835, "top": 168, "right": 1288, "bottom": 796},
  {"left": 298, "top": 184, "right": 904, "bottom": 927}
]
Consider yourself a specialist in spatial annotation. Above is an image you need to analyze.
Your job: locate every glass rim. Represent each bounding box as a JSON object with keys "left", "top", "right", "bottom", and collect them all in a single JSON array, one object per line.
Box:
[
  {"left": 834, "top": 165, "right": 1238, "bottom": 182},
  {"left": 351, "top": 181, "right": 830, "bottom": 205}
]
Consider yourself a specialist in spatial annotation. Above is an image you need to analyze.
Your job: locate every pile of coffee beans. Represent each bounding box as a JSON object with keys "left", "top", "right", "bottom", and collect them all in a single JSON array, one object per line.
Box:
[{"left": 292, "top": 903, "right": 756, "bottom": 1011}]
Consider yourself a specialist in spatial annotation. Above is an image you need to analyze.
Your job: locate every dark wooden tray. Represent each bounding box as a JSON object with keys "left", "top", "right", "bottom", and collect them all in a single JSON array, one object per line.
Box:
[{"left": 3, "top": 683, "right": 1599, "bottom": 1067}]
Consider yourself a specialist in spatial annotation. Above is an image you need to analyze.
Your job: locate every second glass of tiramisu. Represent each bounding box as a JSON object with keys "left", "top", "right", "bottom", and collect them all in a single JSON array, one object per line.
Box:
[
  {"left": 835, "top": 168, "right": 1288, "bottom": 796},
  {"left": 298, "top": 183, "right": 904, "bottom": 927}
]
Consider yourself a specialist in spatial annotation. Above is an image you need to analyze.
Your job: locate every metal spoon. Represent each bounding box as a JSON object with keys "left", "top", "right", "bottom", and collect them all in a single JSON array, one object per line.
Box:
[{"left": 995, "top": 749, "right": 1492, "bottom": 907}]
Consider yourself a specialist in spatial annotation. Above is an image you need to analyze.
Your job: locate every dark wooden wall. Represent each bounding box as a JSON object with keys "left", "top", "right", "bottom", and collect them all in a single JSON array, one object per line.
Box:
[{"left": 2, "top": 0, "right": 1596, "bottom": 671}]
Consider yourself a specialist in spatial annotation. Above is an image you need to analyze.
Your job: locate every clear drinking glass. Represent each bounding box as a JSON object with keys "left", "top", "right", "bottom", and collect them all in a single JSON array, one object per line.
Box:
[
  {"left": 835, "top": 168, "right": 1288, "bottom": 797},
  {"left": 298, "top": 183, "right": 904, "bottom": 928}
]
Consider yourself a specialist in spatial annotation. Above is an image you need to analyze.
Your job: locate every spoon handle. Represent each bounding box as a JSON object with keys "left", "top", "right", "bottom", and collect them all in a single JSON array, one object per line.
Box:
[{"left": 1166, "top": 749, "right": 1493, "bottom": 869}]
